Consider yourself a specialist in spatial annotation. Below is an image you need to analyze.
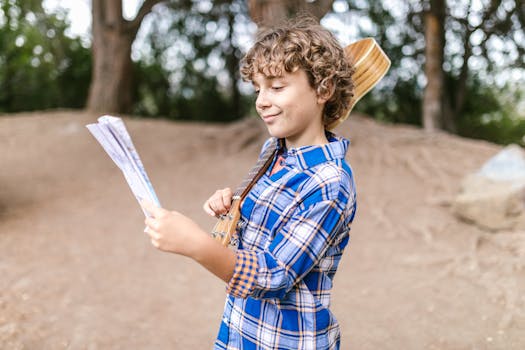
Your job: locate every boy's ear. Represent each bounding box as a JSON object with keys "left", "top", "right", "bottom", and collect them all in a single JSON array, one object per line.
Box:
[{"left": 317, "top": 81, "right": 335, "bottom": 104}]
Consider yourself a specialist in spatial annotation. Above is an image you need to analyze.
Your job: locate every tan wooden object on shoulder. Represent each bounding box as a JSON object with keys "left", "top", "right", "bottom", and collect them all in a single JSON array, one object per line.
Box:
[
  {"left": 212, "top": 38, "right": 391, "bottom": 247},
  {"left": 326, "top": 38, "right": 391, "bottom": 130}
]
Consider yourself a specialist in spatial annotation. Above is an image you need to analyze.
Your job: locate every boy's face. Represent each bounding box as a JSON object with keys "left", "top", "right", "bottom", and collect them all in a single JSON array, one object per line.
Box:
[{"left": 252, "top": 68, "right": 328, "bottom": 148}]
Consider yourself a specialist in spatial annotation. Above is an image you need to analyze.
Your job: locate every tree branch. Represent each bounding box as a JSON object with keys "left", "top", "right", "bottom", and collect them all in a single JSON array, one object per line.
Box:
[{"left": 126, "top": 0, "right": 165, "bottom": 35}]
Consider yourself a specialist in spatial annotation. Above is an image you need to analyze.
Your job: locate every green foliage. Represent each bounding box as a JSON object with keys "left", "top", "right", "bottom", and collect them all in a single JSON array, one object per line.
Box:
[
  {"left": 457, "top": 79, "right": 525, "bottom": 146},
  {"left": 335, "top": 0, "right": 525, "bottom": 145},
  {"left": 131, "top": 0, "right": 252, "bottom": 122},
  {"left": 132, "top": 59, "right": 172, "bottom": 118},
  {"left": 2, "top": 0, "right": 523, "bottom": 147},
  {"left": 459, "top": 114, "right": 525, "bottom": 146},
  {"left": 333, "top": 1, "right": 427, "bottom": 125},
  {"left": 0, "top": 0, "right": 91, "bottom": 113},
  {"left": 133, "top": 57, "right": 250, "bottom": 122},
  {"left": 171, "top": 77, "right": 238, "bottom": 122},
  {"left": 356, "top": 78, "right": 422, "bottom": 126}
]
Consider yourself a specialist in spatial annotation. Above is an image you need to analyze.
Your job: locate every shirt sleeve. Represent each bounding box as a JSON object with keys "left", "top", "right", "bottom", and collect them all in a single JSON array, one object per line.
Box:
[
  {"left": 227, "top": 178, "right": 355, "bottom": 300},
  {"left": 227, "top": 249, "right": 258, "bottom": 298}
]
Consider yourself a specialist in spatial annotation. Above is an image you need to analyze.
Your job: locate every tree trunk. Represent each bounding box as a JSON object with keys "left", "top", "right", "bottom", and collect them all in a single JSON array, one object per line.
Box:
[
  {"left": 422, "top": 0, "right": 445, "bottom": 132},
  {"left": 447, "top": 26, "right": 474, "bottom": 134},
  {"left": 87, "top": 0, "right": 163, "bottom": 114},
  {"left": 247, "top": 0, "right": 334, "bottom": 26},
  {"left": 226, "top": 7, "right": 242, "bottom": 119}
]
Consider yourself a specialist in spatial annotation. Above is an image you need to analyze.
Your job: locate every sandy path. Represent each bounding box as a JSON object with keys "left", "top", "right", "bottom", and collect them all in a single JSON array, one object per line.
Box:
[{"left": 1, "top": 110, "right": 524, "bottom": 349}]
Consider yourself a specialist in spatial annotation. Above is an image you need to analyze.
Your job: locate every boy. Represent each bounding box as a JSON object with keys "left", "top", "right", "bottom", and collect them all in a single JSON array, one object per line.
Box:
[{"left": 142, "top": 17, "right": 356, "bottom": 349}]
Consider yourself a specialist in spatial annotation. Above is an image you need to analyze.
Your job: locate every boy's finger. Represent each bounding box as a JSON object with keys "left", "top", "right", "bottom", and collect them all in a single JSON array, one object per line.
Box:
[
  {"left": 144, "top": 216, "right": 157, "bottom": 230},
  {"left": 214, "top": 199, "right": 227, "bottom": 214},
  {"left": 150, "top": 238, "right": 160, "bottom": 248},
  {"left": 140, "top": 199, "right": 163, "bottom": 218},
  {"left": 204, "top": 204, "right": 216, "bottom": 217},
  {"left": 146, "top": 229, "right": 161, "bottom": 241},
  {"left": 221, "top": 192, "right": 231, "bottom": 209}
]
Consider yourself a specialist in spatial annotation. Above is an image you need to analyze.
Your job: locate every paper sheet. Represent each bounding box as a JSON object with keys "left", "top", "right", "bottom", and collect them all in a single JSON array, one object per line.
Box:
[{"left": 86, "top": 115, "right": 160, "bottom": 217}]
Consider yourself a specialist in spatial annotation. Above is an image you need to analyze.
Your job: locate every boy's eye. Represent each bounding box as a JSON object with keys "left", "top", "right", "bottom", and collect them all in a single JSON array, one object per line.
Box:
[
  {"left": 272, "top": 86, "right": 284, "bottom": 91},
  {"left": 254, "top": 89, "right": 260, "bottom": 95}
]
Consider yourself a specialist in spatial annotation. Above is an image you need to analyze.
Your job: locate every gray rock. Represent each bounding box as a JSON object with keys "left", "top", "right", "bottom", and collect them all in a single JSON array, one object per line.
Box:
[{"left": 452, "top": 144, "right": 525, "bottom": 231}]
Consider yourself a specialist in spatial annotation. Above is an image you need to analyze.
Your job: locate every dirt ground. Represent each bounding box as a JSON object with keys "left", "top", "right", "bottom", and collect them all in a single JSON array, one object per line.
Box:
[{"left": 1, "top": 110, "right": 524, "bottom": 349}]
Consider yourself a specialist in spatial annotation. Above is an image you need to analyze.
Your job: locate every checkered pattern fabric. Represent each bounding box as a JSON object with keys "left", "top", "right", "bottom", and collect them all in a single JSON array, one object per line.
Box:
[{"left": 216, "top": 133, "right": 357, "bottom": 350}]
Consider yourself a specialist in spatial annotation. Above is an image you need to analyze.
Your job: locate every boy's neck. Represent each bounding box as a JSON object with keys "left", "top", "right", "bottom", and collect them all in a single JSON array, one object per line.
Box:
[{"left": 284, "top": 130, "right": 330, "bottom": 149}]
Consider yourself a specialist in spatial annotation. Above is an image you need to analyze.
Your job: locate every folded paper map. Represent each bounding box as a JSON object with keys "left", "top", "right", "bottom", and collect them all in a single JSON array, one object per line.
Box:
[{"left": 86, "top": 115, "right": 160, "bottom": 217}]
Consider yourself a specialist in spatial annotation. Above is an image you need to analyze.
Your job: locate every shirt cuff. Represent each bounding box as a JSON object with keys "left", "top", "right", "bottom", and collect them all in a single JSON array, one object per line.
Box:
[{"left": 226, "top": 249, "right": 258, "bottom": 298}]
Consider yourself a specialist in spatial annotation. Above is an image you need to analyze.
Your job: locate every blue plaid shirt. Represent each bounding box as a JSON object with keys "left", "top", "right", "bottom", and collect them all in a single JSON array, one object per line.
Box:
[{"left": 215, "top": 133, "right": 357, "bottom": 350}]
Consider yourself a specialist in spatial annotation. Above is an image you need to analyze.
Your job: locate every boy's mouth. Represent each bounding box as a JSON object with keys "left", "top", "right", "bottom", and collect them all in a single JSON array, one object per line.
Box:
[{"left": 262, "top": 112, "right": 281, "bottom": 122}]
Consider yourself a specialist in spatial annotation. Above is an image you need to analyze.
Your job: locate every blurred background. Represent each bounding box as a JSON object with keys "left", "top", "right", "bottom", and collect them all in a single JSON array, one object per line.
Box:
[
  {"left": 2, "top": 1, "right": 525, "bottom": 349},
  {"left": 1, "top": 0, "right": 524, "bottom": 144}
]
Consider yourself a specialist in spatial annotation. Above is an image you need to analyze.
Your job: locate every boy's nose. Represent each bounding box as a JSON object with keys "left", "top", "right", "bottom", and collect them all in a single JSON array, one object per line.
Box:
[{"left": 255, "top": 91, "right": 271, "bottom": 110}]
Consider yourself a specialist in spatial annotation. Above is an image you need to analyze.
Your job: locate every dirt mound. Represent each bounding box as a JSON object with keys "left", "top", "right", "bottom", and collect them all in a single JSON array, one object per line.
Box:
[{"left": 1, "top": 110, "right": 524, "bottom": 349}]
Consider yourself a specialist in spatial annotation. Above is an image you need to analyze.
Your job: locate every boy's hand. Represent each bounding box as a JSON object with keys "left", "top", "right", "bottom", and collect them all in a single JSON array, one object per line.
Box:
[
  {"left": 141, "top": 200, "right": 237, "bottom": 283},
  {"left": 141, "top": 200, "right": 206, "bottom": 257},
  {"left": 202, "top": 188, "right": 233, "bottom": 217}
]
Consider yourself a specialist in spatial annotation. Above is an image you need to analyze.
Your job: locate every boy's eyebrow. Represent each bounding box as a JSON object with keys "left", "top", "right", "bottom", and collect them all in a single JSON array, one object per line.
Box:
[{"left": 252, "top": 75, "right": 285, "bottom": 85}]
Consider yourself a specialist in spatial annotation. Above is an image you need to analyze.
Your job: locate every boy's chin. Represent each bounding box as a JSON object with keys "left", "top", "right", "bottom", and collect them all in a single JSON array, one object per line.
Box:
[{"left": 266, "top": 128, "right": 287, "bottom": 139}]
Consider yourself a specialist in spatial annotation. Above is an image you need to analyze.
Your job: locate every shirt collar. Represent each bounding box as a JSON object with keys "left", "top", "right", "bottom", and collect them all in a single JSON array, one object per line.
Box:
[{"left": 276, "top": 132, "right": 350, "bottom": 170}]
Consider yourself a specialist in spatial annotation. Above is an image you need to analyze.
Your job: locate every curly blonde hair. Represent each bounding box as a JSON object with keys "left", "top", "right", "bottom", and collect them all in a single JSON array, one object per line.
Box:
[{"left": 240, "top": 17, "right": 355, "bottom": 128}]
